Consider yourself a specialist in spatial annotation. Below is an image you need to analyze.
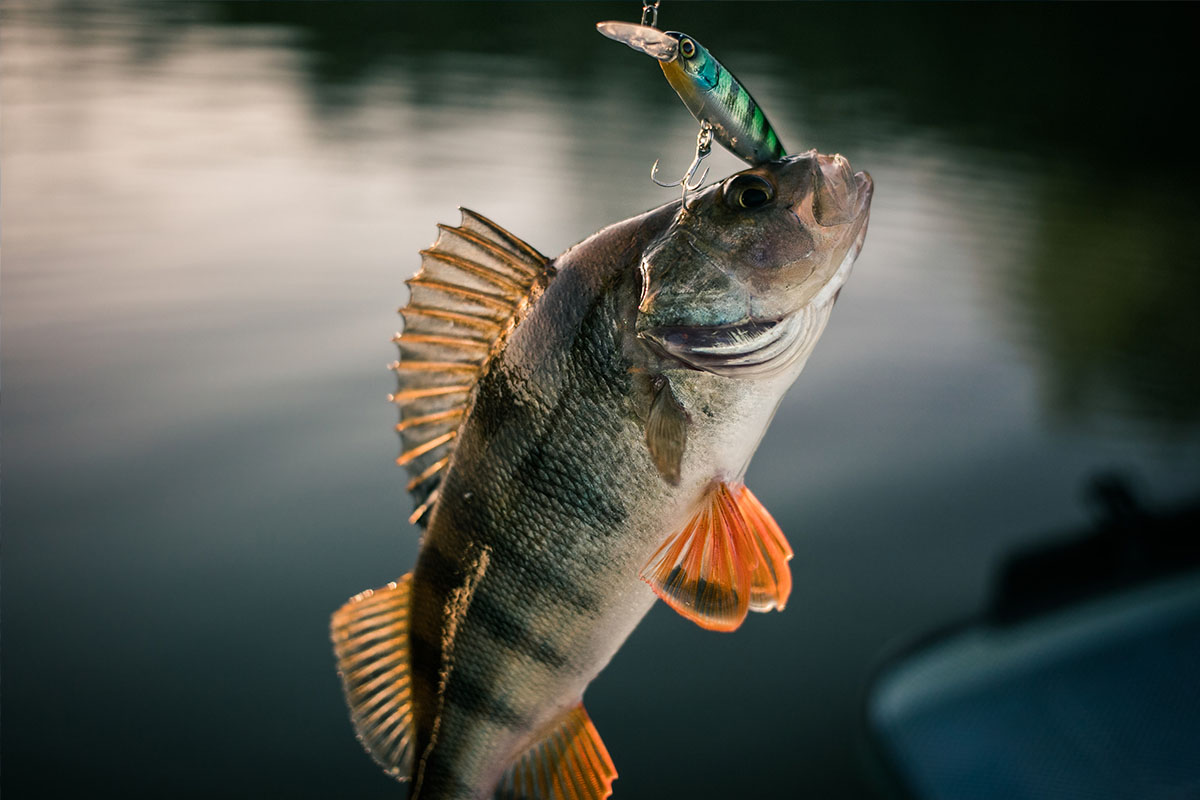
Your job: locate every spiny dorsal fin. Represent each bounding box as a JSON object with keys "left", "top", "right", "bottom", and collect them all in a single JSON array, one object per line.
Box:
[
  {"left": 331, "top": 574, "right": 416, "bottom": 781},
  {"left": 495, "top": 704, "right": 618, "bottom": 800},
  {"left": 392, "top": 209, "right": 551, "bottom": 525},
  {"left": 640, "top": 482, "right": 793, "bottom": 632}
]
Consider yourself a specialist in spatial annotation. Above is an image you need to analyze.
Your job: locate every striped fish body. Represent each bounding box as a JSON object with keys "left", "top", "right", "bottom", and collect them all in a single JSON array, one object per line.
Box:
[
  {"left": 333, "top": 153, "right": 874, "bottom": 799},
  {"left": 408, "top": 207, "right": 678, "bottom": 798},
  {"left": 658, "top": 33, "right": 786, "bottom": 165},
  {"left": 407, "top": 205, "right": 814, "bottom": 798}
]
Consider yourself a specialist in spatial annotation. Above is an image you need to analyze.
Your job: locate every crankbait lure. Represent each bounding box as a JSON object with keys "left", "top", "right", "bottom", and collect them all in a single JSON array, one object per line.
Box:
[{"left": 598, "top": 20, "right": 787, "bottom": 191}]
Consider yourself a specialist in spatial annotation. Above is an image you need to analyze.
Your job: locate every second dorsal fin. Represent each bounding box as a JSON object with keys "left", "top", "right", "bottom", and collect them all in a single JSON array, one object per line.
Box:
[
  {"left": 391, "top": 209, "right": 551, "bottom": 525},
  {"left": 331, "top": 574, "right": 416, "bottom": 781}
]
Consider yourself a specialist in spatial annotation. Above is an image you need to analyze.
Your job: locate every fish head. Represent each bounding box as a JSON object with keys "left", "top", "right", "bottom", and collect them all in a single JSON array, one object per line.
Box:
[{"left": 636, "top": 150, "right": 873, "bottom": 377}]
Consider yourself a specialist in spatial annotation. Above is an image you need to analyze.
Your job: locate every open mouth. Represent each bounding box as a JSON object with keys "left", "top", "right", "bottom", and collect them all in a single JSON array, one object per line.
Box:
[{"left": 640, "top": 316, "right": 800, "bottom": 376}]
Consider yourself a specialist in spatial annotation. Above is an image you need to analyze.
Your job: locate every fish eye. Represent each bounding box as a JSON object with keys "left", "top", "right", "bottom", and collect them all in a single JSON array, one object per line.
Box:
[
  {"left": 724, "top": 174, "right": 776, "bottom": 210},
  {"left": 679, "top": 37, "right": 696, "bottom": 58}
]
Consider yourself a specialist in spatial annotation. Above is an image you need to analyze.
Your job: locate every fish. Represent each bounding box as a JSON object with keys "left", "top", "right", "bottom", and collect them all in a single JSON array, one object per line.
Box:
[
  {"left": 597, "top": 21, "right": 786, "bottom": 165},
  {"left": 331, "top": 150, "right": 873, "bottom": 799}
]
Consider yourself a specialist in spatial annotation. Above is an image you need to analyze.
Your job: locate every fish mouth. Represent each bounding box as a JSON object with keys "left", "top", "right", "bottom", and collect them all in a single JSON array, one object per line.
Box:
[
  {"left": 843, "top": 168, "right": 873, "bottom": 263},
  {"left": 640, "top": 316, "right": 805, "bottom": 377},
  {"left": 811, "top": 152, "right": 873, "bottom": 229},
  {"left": 850, "top": 170, "right": 873, "bottom": 220},
  {"left": 851, "top": 169, "right": 874, "bottom": 227},
  {"left": 804, "top": 154, "right": 874, "bottom": 301}
]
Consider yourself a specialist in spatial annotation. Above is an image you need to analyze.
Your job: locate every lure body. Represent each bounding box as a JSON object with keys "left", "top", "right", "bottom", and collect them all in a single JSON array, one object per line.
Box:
[{"left": 598, "top": 21, "right": 787, "bottom": 165}]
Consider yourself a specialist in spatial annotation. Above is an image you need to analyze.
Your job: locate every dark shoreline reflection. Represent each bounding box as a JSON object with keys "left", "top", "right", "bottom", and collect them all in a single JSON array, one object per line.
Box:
[
  {"left": 1017, "top": 170, "right": 1200, "bottom": 429},
  {"left": 204, "top": 3, "right": 1194, "bottom": 166}
]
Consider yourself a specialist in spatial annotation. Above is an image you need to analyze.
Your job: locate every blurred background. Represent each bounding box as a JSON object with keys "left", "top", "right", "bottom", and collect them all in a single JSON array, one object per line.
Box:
[{"left": 3, "top": 2, "right": 1199, "bottom": 797}]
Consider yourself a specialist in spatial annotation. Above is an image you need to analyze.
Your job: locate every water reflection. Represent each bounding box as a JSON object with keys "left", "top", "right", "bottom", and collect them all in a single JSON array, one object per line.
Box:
[
  {"left": 1017, "top": 172, "right": 1200, "bottom": 428},
  {"left": 3, "top": 2, "right": 1199, "bottom": 798}
]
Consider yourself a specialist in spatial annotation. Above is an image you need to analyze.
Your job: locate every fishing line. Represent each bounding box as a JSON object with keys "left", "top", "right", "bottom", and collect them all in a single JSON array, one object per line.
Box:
[{"left": 641, "top": 1, "right": 660, "bottom": 28}]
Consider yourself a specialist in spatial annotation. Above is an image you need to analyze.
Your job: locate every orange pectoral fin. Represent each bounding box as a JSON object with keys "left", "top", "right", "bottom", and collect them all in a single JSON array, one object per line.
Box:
[
  {"left": 640, "top": 482, "right": 793, "bottom": 632},
  {"left": 739, "top": 485, "right": 794, "bottom": 613}
]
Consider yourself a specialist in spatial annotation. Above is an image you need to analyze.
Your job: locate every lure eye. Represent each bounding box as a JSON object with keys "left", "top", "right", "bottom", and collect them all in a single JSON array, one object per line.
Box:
[
  {"left": 724, "top": 174, "right": 776, "bottom": 210},
  {"left": 679, "top": 37, "right": 696, "bottom": 58}
]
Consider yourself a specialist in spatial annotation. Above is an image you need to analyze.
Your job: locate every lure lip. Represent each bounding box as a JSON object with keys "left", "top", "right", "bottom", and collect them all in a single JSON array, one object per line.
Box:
[{"left": 596, "top": 21, "right": 679, "bottom": 62}]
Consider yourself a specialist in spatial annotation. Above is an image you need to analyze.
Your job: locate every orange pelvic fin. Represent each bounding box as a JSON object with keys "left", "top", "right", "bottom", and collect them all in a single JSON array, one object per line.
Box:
[
  {"left": 496, "top": 703, "right": 617, "bottom": 800},
  {"left": 330, "top": 574, "right": 416, "bottom": 782},
  {"left": 640, "top": 482, "right": 793, "bottom": 631}
]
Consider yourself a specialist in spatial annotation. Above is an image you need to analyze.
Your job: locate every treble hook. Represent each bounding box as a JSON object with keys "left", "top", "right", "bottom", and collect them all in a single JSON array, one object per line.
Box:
[{"left": 651, "top": 122, "right": 713, "bottom": 203}]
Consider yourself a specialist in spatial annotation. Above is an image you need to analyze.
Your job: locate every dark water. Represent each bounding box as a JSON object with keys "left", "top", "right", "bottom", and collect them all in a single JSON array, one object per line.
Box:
[{"left": 3, "top": 2, "right": 1199, "bottom": 797}]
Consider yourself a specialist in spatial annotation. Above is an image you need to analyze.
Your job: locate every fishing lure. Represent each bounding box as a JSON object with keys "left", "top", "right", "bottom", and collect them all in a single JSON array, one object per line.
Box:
[{"left": 598, "top": 21, "right": 787, "bottom": 191}]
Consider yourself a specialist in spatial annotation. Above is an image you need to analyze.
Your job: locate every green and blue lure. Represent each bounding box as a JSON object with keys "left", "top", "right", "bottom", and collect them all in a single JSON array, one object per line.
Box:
[{"left": 597, "top": 21, "right": 787, "bottom": 166}]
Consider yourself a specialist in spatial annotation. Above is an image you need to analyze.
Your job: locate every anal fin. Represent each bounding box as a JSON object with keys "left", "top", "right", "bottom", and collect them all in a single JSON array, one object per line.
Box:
[
  {"left": 330, "top": 574, "right": 416, "bottom": 781},
  {"left": 640, "top": 482, "right": 793, "bottom": 632},
  {"left": 495, "top": 704, "right": 617, "bottom": 800}
]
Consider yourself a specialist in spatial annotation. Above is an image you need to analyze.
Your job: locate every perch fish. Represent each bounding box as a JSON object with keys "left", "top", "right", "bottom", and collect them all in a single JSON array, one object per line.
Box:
[{"left": 332, "top": 151, "right": 873, "bottom": 799}]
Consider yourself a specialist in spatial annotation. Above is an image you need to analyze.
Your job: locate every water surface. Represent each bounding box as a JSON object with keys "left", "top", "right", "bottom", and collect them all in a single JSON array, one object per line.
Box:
[{"left": 4, "top": 2, "right": 1199, "bottom": 797}]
